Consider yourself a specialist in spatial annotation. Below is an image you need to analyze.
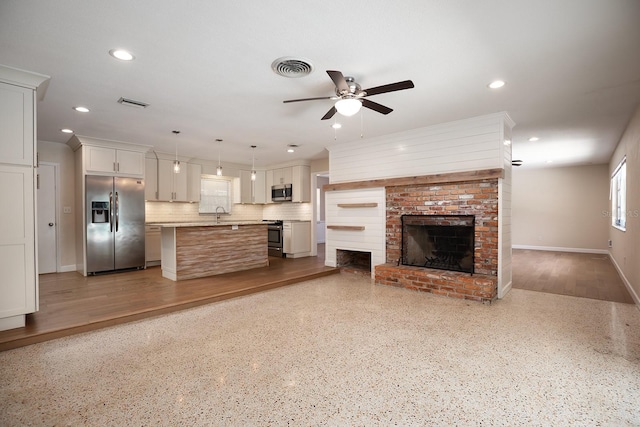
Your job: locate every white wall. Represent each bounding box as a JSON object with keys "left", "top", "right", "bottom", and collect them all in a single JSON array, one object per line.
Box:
[
  {"left": 36, "top": 140, "right": 76, "bottom": 271},
  {"left": 328, "top": 112, "right": 512, "bottom": 183},
  {"left": 609, "top": 106, "right": 640, "bottom": 306},
  {"left": 511, "top": 164, "right": 610, "bottom": 252}
]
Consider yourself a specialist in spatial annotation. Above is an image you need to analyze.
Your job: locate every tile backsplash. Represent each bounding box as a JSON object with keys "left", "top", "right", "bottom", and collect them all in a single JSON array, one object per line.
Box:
[{"left": 145, "top": 202, "right": 311, "bottom": 223}]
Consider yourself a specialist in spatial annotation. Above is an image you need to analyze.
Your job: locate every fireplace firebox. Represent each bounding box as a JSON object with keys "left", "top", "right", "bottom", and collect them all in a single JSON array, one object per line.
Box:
[{"left": 401, "top": 215, "right": 475, "bottom": 274}]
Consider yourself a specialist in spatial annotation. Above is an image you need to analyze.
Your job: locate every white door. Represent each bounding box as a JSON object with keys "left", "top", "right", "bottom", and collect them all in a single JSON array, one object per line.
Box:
[{"left": 37, "top": 163, "right": 57, "bottom": 274}]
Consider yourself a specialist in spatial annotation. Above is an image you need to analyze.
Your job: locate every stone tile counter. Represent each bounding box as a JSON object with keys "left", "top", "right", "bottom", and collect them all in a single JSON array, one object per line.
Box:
[{"left": 157, "top": 222, "right": 269, "bottom": 281}]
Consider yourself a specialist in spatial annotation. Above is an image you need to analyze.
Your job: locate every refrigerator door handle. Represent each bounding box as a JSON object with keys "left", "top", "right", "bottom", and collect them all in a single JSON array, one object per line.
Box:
[
  {"left": 115, "top": 191, "right": 119, "bottom": 232},
  {"left": 109, "top": 192, "right": 114, "bottom": 232}
]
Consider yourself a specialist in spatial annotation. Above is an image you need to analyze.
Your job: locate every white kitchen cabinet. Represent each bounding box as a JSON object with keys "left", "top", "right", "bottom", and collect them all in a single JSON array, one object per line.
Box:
[
  {"left": 292, "top": 165, "right": 310, "bottom": 202},
  {"left": 272, "top": 167, "right": 293, "bottom": 185},
  {"left": 0, "top": 66, "right": 49, "bottom": 332},
  {"left": 265, "top": 169, "right": 274, "bottom": 204},
  {"left": 283, "top": 221, "right": 311, "bottom": 258},
  {"left": 0, "top": 83, "right": 33, "bottom": 166},
  {"left": 84, "top": 146, "right": 145, "bottom": 177},
  {"left": 187, "top": 163, "right": 202, "bottom": 202},
  {"left": 145, "top": 225, "right": 161, "bottom": 266},
  {"left": 158, "top": 159, "right": 188, "bottom": 202},
  {"left": 145, "top": 158, "right": 158, "bottom": 200},
  {"left": 239, "top": 170, "right": 266, "bottom": 204}
]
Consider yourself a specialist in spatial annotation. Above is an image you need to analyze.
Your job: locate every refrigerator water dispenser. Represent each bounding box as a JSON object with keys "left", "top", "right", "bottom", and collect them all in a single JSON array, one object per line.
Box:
[{"left": 91, "top": 201, "right": 110, "bottom": 223}]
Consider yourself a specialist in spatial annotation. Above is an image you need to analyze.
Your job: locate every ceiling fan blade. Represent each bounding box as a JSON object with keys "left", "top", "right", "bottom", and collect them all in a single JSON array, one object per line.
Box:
[
  {"left": 326, "top": 70, "right": 349, "bottom": 93},
  {"left": 321, "top": 106, "right": 337, "bottom": 120},
  {"left": 363, "top": 80, "right": 415, "bottom": 97},
  {"left": 362, "top": 99, "right": 393, "bottom": 115},
  {"left": 283, "top": 96, "right": 333, "bottom": 103}
]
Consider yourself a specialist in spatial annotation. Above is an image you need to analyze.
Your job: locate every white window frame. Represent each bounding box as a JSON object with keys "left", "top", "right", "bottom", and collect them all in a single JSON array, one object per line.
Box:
[{"left": 611, "top": 158, "right": 626, "bottom": 231}]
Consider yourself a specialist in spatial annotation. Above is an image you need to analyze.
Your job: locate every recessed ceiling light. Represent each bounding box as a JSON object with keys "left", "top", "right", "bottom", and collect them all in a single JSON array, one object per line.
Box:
[
  {"left": 331, "top": 123, "right": 342, "bottom": 129},
  {"left": 287, "top": 148, "right": 295, "bottom": 153},
  {"left": 528, "top": 137, "right": 539, "bottom": 142},
  {"left": 488, "top": 80, "right": 505, "bottom": 89},
  {"left": 287, "top": 144, "right": 298, "bottom": 153},
  {"left": 109, "top": 49, "right": 134, "bottom": 61},
  {"left": 546, "top": 160, "right": 554, "bottom": 164},
  {"left": 61, "top": 128, "right": 74, "bottom": 134},
  {"left": 73, "top": 106, "right": 90, "bottom": 113}
]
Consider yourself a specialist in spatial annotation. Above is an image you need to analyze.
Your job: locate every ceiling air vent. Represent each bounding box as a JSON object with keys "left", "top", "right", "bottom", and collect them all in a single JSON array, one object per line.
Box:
[
  {"left": 271, "top": 57, "right": 314, "bottom": 78},
  {"left": 117, "top": 97, "right": 149, "bottom": 108}
]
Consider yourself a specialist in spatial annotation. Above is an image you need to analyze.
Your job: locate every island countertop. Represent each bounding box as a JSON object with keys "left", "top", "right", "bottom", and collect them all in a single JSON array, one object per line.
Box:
[
  {"left": 151, "top": 220, "right": 272, "bottom": 227},
  {"left": 160, "top": 222, "right": 269, "bottom": 281}
]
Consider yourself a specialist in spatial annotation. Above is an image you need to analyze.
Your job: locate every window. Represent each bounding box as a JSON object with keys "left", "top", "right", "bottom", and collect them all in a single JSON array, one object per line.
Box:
[
  {"left": 611, "top": 158, "right": 626, "bottom": 230},
  {"left": 199, "top": 176, "right": 232, "bottom": 214}
]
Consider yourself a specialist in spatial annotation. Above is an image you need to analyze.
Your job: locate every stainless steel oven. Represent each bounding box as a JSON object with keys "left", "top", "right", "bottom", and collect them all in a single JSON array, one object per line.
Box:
[{"left": 266, "top": 220, "right": 284, "bottom": 257}]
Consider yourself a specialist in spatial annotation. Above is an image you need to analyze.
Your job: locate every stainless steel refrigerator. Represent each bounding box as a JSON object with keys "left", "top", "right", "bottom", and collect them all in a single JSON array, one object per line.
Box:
[{"left": 86, "top": 175, "right": 145, "bottom": 274}]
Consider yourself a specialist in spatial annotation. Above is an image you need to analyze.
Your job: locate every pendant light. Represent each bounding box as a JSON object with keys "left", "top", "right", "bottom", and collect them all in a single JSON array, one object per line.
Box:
[
  {"left": 250, "top": 145, "right": 257, "bottom": 181},
  {"left": 216, "top": 139, "right": 223, "bottom": 176},
  {"left": 172, "top": 130, "right": 181, "bottom": 173}
]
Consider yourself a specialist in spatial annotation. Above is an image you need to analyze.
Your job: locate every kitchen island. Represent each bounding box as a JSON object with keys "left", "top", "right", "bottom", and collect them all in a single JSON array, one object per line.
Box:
[{"left": 156, "top": 221, "right": 269, "bottom": 281}]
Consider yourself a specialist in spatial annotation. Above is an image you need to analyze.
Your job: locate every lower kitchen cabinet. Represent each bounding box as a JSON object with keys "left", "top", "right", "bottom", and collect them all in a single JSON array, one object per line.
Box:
[
  {"left": 145, "top": 225, "right": 161, "bottom": 266},
  {"left": 283, "top": 221, "right": 311, "bottom": 258}
]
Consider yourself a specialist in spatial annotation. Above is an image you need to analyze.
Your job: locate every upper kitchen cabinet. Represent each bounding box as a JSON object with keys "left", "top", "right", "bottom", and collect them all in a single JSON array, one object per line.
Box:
[
  {"left": 158, "top": 159, "right": 188, "bottom": 202},
  {"left": 272, "top": 167, "right": 293, "bottom": 186},
  {"left": 148, "top": 158, "right": 200, "bottom": 203},
  {"left": 0, "top": 65, "right": 50, "bottom": 332},
  {"left": 187, "top": 163, "right": 202, "bottom": 202},
  {"left": 145, "top": 157, "right": 158, "bottom": 200},
  {"left": 67, "top": 136, "right": 150, "bottom": 178},
  {"left": 239, "top": 170, "right": 266, "bottom": 204},
  {"left": 292, "top": 165, "right": 310, "bottom": 202},
  {"left": 0, "top": 84, "right": 33, "bottom": 166}
]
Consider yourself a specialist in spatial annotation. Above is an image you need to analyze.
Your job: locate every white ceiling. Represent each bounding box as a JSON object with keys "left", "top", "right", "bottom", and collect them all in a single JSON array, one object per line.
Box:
[{"left": 1, "top": 0, "right": 639, "bottom": 169}]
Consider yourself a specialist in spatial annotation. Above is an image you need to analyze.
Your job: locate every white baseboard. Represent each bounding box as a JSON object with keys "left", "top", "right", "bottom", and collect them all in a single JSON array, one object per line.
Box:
[
  {"left": 512, "top": 245, "right": 608, "bottom": 254},
  {"left": 608, "top": 252, "right": 640, "bottom": 311},
  {"left": 499, "top": 280, "right": 512, "bottom": 299},
  {"left": 58, "top": 264, "right": 76, "bottom": 273}
]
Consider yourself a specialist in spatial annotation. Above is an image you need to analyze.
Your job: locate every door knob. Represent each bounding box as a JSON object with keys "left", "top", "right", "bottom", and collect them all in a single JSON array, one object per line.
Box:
[{"left": 48, "top": 222, "right": 54, "bottom": 227}]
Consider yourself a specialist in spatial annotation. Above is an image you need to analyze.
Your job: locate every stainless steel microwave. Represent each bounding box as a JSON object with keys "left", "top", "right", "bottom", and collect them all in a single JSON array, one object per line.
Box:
[{"left": 271, "top": 184, "right": 292, "bottom": 202}]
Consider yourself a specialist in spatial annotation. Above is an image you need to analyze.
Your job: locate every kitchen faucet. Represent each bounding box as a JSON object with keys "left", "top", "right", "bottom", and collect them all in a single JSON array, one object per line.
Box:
[{"left": 215, "top": 206, "right": 226, "bottom": 223}]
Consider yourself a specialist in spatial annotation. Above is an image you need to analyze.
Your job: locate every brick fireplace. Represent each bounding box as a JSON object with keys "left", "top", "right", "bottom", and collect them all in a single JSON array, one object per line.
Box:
[{"left": 375, "top": 178, "right": 499, "bottom": 302}]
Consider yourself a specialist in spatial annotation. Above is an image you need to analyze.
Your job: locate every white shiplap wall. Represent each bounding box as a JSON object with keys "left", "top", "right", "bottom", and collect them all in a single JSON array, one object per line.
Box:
[
  {"left": 325, "top": 188, "right": 386, "bottom": 276},
  {"left": 328, "top": 112, "right": 510, "bottom": 184}
]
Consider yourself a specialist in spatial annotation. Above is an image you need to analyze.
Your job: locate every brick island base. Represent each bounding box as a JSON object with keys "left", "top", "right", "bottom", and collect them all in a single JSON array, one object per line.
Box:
[{"left": 375, "top": 263, "right": 497, "bottom": 302}]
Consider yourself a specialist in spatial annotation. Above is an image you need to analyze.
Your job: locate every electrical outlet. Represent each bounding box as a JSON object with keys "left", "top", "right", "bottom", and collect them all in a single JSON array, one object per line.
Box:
[
  {"left": 63, "top": 206, "right": 71, "bottom": 214},
  {"left": 608, "top": 239, "right": 612, "bottom": 248}
]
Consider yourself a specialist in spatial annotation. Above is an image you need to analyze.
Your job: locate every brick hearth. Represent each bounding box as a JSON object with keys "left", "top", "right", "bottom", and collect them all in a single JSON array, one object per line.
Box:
[{"left": 375, "top": 178, "right": 499, "bottom": 302}]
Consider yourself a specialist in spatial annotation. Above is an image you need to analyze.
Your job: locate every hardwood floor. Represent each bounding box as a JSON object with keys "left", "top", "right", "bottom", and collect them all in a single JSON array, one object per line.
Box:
[
  {"left": 512, "top": 249, "right": 634, "bottom": 303},
  {"left": 0, "top": 250, "right": 337, "bottom": 351}
]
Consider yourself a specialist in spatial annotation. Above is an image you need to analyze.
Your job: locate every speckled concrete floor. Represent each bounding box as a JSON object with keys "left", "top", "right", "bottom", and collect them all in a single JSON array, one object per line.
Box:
[{"left": 1, "top": 274, "right": 639, "bottom": 426}]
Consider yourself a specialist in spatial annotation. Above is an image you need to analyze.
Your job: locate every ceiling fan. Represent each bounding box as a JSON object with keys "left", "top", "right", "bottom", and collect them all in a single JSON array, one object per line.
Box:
[
  {"left": 512, "top": 160, "right": 523, "bottom": 167},
  {"left": 283, "top": 70, "right": 414, "bottom": 120}
]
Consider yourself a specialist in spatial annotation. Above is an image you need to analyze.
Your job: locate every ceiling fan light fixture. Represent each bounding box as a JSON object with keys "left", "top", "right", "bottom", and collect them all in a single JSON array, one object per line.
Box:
[{"left": 335, "top": 98, "right": 362, "bottom": 117}]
